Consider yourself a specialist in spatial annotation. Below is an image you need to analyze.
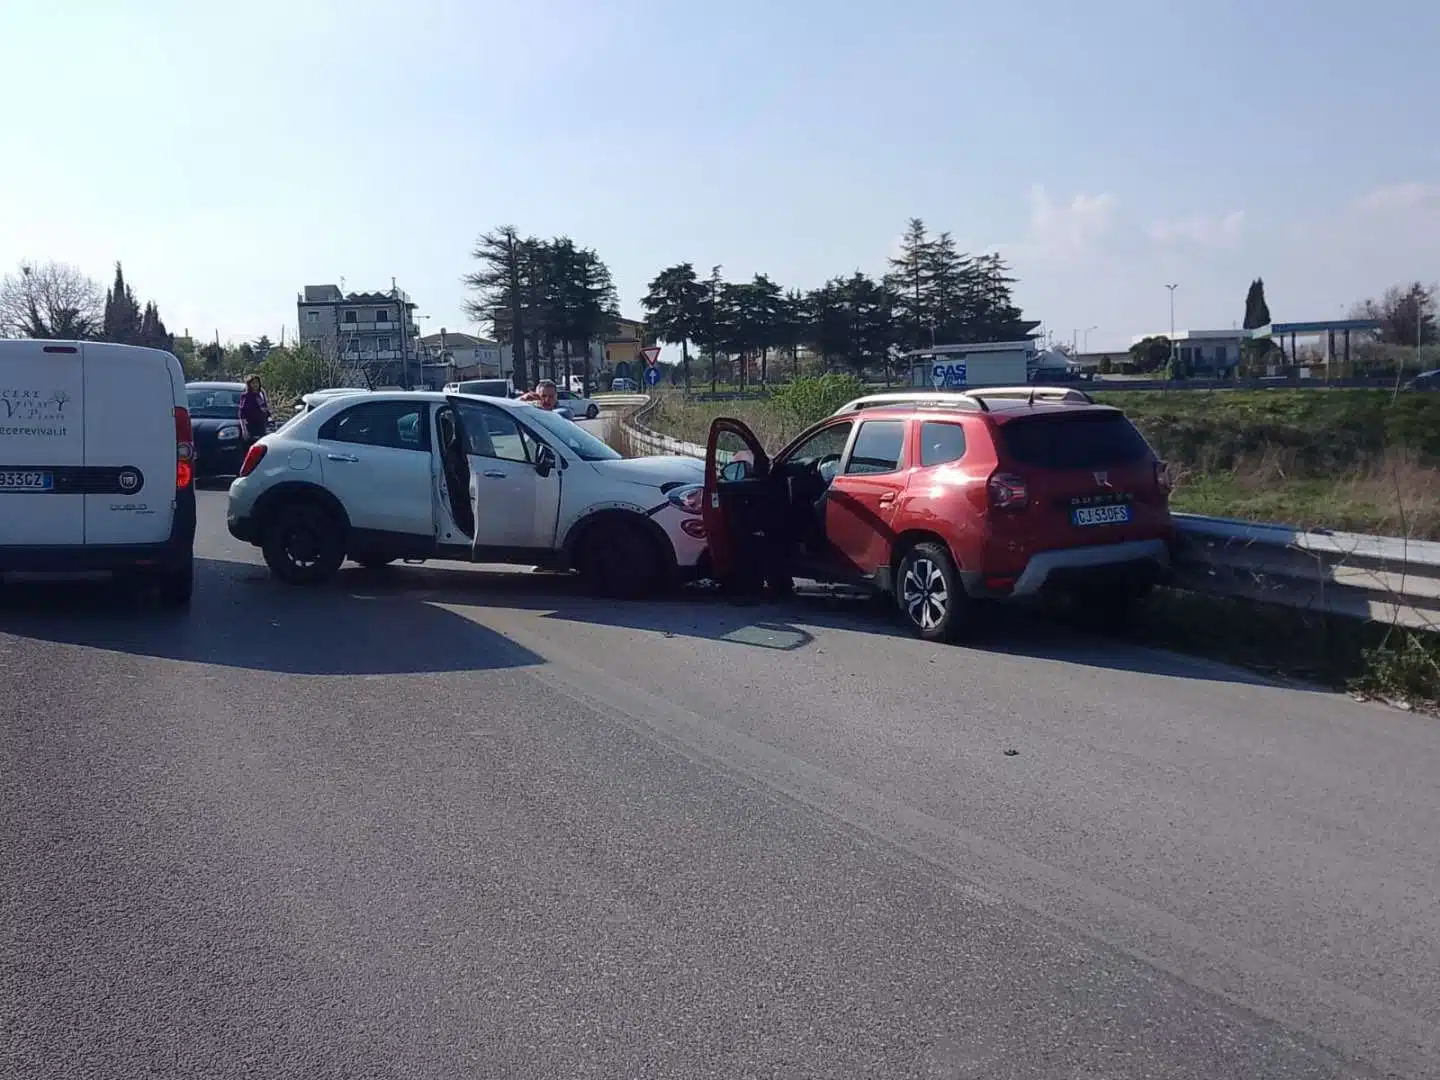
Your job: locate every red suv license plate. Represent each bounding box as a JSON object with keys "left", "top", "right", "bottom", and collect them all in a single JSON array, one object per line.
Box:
[{"left": 1072, "top": 503, "right": 1131, "bottom": 527}]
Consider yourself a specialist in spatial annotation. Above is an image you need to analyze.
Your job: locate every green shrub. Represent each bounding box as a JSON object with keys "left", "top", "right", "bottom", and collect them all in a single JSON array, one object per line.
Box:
[{"left": 770, "top": 374, "right": 867, "bottom": 428}]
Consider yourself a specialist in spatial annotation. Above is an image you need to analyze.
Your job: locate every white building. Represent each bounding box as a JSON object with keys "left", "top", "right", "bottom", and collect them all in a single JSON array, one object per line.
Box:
[
  {"left": 1130, "top": 329, "right": 1246, "bottom": 375},
  {"left": 297, "top": 284, "right": 423, "bottom": 385},
  {"left": 907, "top": 341, "right": 1037, "bottom": 389},
  {"left": 419, "top": 331, "right": 503, "bottom": 379}
]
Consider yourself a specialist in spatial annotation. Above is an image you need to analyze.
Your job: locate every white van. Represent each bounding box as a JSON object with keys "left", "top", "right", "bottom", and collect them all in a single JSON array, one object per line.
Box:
[{"left": 0, "top": 340, "right": 196, "bottom": 605}]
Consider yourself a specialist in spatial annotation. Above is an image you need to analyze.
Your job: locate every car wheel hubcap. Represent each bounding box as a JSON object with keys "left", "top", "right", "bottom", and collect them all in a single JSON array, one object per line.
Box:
[
  {"left": 285, "top": 520, "right": 320, "bottom": 567},
  {"left": 902, "top": 557, "right": 948, "bottom": 631}
]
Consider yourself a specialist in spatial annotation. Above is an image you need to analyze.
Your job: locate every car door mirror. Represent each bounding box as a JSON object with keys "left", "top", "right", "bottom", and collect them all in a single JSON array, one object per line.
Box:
[{"left": 535, "top": 444, "right": 557, "bottom": 477}]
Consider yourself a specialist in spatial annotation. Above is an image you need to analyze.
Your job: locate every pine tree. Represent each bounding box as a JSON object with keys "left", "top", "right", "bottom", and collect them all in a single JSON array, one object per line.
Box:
[
  {"left": 463, "top": 226, "right": 532, "bottom": 390},
  {"left": 923, "top": 232, "right": 972, "bottom": 343},
  {"left": 137, "top": 301, "right": 173, "bottom": 352},
  {"left": 884, "top": 218, "right": 934, "bottom": 351},
  {"left": 1242, "top": 278, "right": 1271, "bottom": 330},
  {"left": 101, "top": 262, "right": 142, "bottom": 344},
  {"left": 1241, "top": 278, "right": 1273, "bottom": 374},
  {"left": 642, "top": 263, "right": 707, "bottom": 391}
]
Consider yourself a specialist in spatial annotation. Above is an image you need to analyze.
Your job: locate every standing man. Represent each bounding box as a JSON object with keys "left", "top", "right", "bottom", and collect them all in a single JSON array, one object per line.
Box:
[{"left": 518, "top": 379, "right": 558, "bottom": 410}]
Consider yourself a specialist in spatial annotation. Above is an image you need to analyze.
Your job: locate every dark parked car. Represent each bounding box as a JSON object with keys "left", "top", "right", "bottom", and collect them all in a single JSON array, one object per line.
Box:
[
  {"left": 186, "top": 381, "right": 263, "bottom": 478},
  {"left": 1405, "top": 369, "right": 1440, "bottom": 391}
]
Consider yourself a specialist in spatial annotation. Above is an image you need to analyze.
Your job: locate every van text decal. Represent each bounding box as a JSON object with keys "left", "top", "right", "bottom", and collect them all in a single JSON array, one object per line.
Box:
[{"left": 0, "top": 388, "right": 71, "bottom": 436}]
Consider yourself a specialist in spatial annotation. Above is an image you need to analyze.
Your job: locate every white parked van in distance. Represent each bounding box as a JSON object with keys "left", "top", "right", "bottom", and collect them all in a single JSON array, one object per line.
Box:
[{"left": 0, "top": 340, "right": 197, "bottom": 605}]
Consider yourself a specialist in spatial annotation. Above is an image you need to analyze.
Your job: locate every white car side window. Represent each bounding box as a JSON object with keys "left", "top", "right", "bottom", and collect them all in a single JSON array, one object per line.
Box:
[{"left": 457, "top": 402, "right": 534, "bottom": 464}]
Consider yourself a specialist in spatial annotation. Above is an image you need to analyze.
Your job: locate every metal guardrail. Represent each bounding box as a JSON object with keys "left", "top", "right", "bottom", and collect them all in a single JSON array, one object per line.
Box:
[
  {"left": 591, "top": 392, "right": 652, "bottom": 407},
  {"left": 676, "top": 376, "right": 1426, "bottom": 401},
  {"left": 617, "top": 403, "right": 1440, "bottom": 630},
  {"left": 1172, "top": 515, "right": 1440, "bottom": 631}
]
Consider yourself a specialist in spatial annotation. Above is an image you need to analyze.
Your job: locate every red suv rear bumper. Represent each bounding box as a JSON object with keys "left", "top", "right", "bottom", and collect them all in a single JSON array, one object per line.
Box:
[{"left": 960, "top": 537, "right": 1172, "bottom": 599}]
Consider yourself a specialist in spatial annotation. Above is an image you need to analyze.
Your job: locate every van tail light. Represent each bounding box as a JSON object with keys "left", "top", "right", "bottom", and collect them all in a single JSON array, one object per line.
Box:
[
  {"left": 987, "top": 471, "right": 1030, "bottom": 512},
  {"left": 238, "top": 443, "right": 268, "bottom": 478},
  {"left": 174, "top": 407, "right": 194, "bottom": 489},
  {"left": 1154, "top": 459, "right": 1173, "bottom": 495}
]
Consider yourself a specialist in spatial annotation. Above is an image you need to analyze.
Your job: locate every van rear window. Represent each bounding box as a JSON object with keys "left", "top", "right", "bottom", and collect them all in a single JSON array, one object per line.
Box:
[{"left": 999, "top": 412, "right": 1150, "bottom": 469}]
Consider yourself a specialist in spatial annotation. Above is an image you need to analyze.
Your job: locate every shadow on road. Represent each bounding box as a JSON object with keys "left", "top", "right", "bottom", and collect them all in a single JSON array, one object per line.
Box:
[
  {"left": 0, "top": 558, "right": 543, "bottom": 676},
  {"left": 1, "top": 544, "right": 1294, "bottom": 689},
  {"left": 318, "top": 562, "right": 1291, "bottom": 689}
]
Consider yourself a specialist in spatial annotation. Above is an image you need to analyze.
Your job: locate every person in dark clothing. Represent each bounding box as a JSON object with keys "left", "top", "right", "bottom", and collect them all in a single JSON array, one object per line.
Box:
[{"left": 238, "top": 374, "right": 271, "bottom": 443}]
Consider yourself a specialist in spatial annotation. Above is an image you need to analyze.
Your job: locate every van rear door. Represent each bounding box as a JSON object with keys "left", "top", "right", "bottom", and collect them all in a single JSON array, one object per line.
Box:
[
  {"left": 82, "top": 342, "right": 179, "bottom": 546},
  {"left": 0, "top": 341, "right": 86, "bottom": 546}
]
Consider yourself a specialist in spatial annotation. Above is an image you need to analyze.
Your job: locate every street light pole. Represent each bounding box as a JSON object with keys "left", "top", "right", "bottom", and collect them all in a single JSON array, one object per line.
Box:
[{"left": 1165, "top": 284, "right": 1179, "bottom": 369}]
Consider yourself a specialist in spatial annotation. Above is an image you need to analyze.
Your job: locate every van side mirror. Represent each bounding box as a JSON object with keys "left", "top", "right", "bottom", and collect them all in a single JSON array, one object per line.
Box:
[{"left": 535, "top": 445, "right": 557, "bottom": 477}]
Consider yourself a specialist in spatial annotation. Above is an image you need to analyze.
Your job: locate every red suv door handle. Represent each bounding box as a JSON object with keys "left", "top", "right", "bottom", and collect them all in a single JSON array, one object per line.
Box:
[{"left": 878, "top": 492, "right": 897, "bottom": 506}]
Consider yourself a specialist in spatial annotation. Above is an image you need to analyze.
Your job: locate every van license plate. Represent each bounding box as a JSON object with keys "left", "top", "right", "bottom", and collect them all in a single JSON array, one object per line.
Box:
[
  {"left": 0, "top": 471, "right": 54, "bottom": 492},
  {"left": 1072, "top": 503, "right": 1130, "bottom": 527}
]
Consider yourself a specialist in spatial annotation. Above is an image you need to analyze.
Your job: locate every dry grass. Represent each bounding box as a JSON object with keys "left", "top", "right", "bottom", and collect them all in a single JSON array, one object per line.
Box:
[
  {"left": 1170, "top": 450, "right": 1440, "bottom": 539},
  {"left": 645, "top": 392, "right": 797, "bottom": 449}
]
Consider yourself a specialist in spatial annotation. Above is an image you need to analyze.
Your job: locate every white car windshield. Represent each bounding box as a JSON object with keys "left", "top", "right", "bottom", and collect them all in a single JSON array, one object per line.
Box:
[{"left": 523, "top": 406, "right": 620, "bottom": 461}]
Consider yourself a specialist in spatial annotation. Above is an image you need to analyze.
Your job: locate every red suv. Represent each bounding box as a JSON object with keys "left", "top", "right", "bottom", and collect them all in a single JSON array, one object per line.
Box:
[{"left": 701, "top": 388, "right": 1175, "bottom": 641}]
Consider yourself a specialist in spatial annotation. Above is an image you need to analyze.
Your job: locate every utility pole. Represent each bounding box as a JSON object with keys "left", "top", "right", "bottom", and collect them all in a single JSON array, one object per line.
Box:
[{"left": 394, "top": 282, "right": 411, "bottom": 390}]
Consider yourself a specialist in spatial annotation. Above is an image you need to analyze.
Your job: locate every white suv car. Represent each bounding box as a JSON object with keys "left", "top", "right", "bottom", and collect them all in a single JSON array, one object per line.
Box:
[{"left": 226, "top": 391, "right": 707, "bottom": 595}]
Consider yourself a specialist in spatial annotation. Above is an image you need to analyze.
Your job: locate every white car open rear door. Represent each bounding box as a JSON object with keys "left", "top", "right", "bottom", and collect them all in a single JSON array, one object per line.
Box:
[{"left": 0, "top": 340, "right": 86, "bottom": 546}]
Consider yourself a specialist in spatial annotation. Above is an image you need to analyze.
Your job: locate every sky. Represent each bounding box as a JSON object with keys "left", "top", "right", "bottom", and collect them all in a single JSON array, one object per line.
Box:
[{"left": 2, "top": 0, "right": 1438, "bottom": 359}]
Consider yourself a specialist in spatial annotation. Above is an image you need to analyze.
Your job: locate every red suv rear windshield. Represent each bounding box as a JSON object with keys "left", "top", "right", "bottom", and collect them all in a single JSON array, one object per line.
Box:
[{"left": 998, "top": 412, "right": 1151, "bottom": 469}]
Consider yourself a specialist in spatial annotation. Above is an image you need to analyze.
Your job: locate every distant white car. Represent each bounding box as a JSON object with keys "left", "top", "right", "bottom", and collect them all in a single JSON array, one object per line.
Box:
[
  {"left": 295, "top": 387, "right": 369, "bottom": 415},
  {"left": 611, "top": 377, "right": 639, "bottom": 392},
  {"left": 226, "top": 390, "right": 707, "bottom": 596},
  {"left": 555, "top": 388, "right": 600, "bottom": 419}
]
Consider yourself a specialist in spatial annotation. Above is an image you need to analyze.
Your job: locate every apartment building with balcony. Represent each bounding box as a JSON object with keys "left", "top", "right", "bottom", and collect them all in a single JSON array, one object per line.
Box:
[{"left": 296, "top": 283, "right": 422, "bottom": 385}]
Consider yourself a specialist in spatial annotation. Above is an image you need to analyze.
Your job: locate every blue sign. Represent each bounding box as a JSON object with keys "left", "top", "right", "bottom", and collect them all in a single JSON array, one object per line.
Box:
[
  {"left": 930, "top": 361, "right": 968, "bottom": 389},
  {"left": 643, "top": 366, "right": 661, "bottom": 387}
]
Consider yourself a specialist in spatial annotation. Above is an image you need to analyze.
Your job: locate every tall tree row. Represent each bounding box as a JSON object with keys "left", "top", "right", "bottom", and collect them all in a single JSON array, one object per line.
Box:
[
  {"left": 464, "top": 228, "right": 620, "bottom": 390},
  {"left": 0, "top": 259, "right": 174, "bottom": 349},
  {"left": 641, "top": 217, "right": 1034, "bottom": 387}
]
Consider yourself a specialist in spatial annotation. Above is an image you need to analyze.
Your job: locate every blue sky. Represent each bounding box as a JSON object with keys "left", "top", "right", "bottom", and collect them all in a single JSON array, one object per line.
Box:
[{"left": 2, "top": 0, "right": 1437, "bottom": 357}]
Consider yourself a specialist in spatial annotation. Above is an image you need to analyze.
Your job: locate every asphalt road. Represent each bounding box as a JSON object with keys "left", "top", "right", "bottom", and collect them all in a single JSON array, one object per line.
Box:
[{"left": 3, "top": 489, "right": 1438, "bottom": 1078}]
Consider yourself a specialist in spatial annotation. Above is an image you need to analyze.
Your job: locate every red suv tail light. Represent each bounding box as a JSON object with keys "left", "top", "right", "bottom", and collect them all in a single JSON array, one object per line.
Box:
[
  {"left": 238, "top": 443, "right": 268, "bottom": 478},
  {"left": 987, "top": 471, "right": 1029, "bottom": 511},
  {"left": 174, "top": 407, "right": 193, "bottom": 489}
]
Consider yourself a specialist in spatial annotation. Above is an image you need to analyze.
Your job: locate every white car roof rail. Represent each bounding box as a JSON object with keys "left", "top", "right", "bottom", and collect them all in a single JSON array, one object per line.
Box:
[
  {"left": 832, "top": 391, "right": 988, "bottom": 416},
  {"left": 964, "top": 385, "right": 1095, "bottom": 405}
]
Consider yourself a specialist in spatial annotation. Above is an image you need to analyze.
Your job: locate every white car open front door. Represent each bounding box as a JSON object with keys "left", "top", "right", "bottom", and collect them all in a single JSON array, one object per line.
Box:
[{"left": 448, "top": 398, "right": 561, "bottom": 554}]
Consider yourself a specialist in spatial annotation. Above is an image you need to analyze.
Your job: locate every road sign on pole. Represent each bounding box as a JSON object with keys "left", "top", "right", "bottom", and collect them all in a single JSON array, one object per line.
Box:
[
  {"left": 641, "top": 346, "right": 662, "bottom": 366},
  {"left": 643, "top": 365, "right": 661, "bottom": 387}
]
